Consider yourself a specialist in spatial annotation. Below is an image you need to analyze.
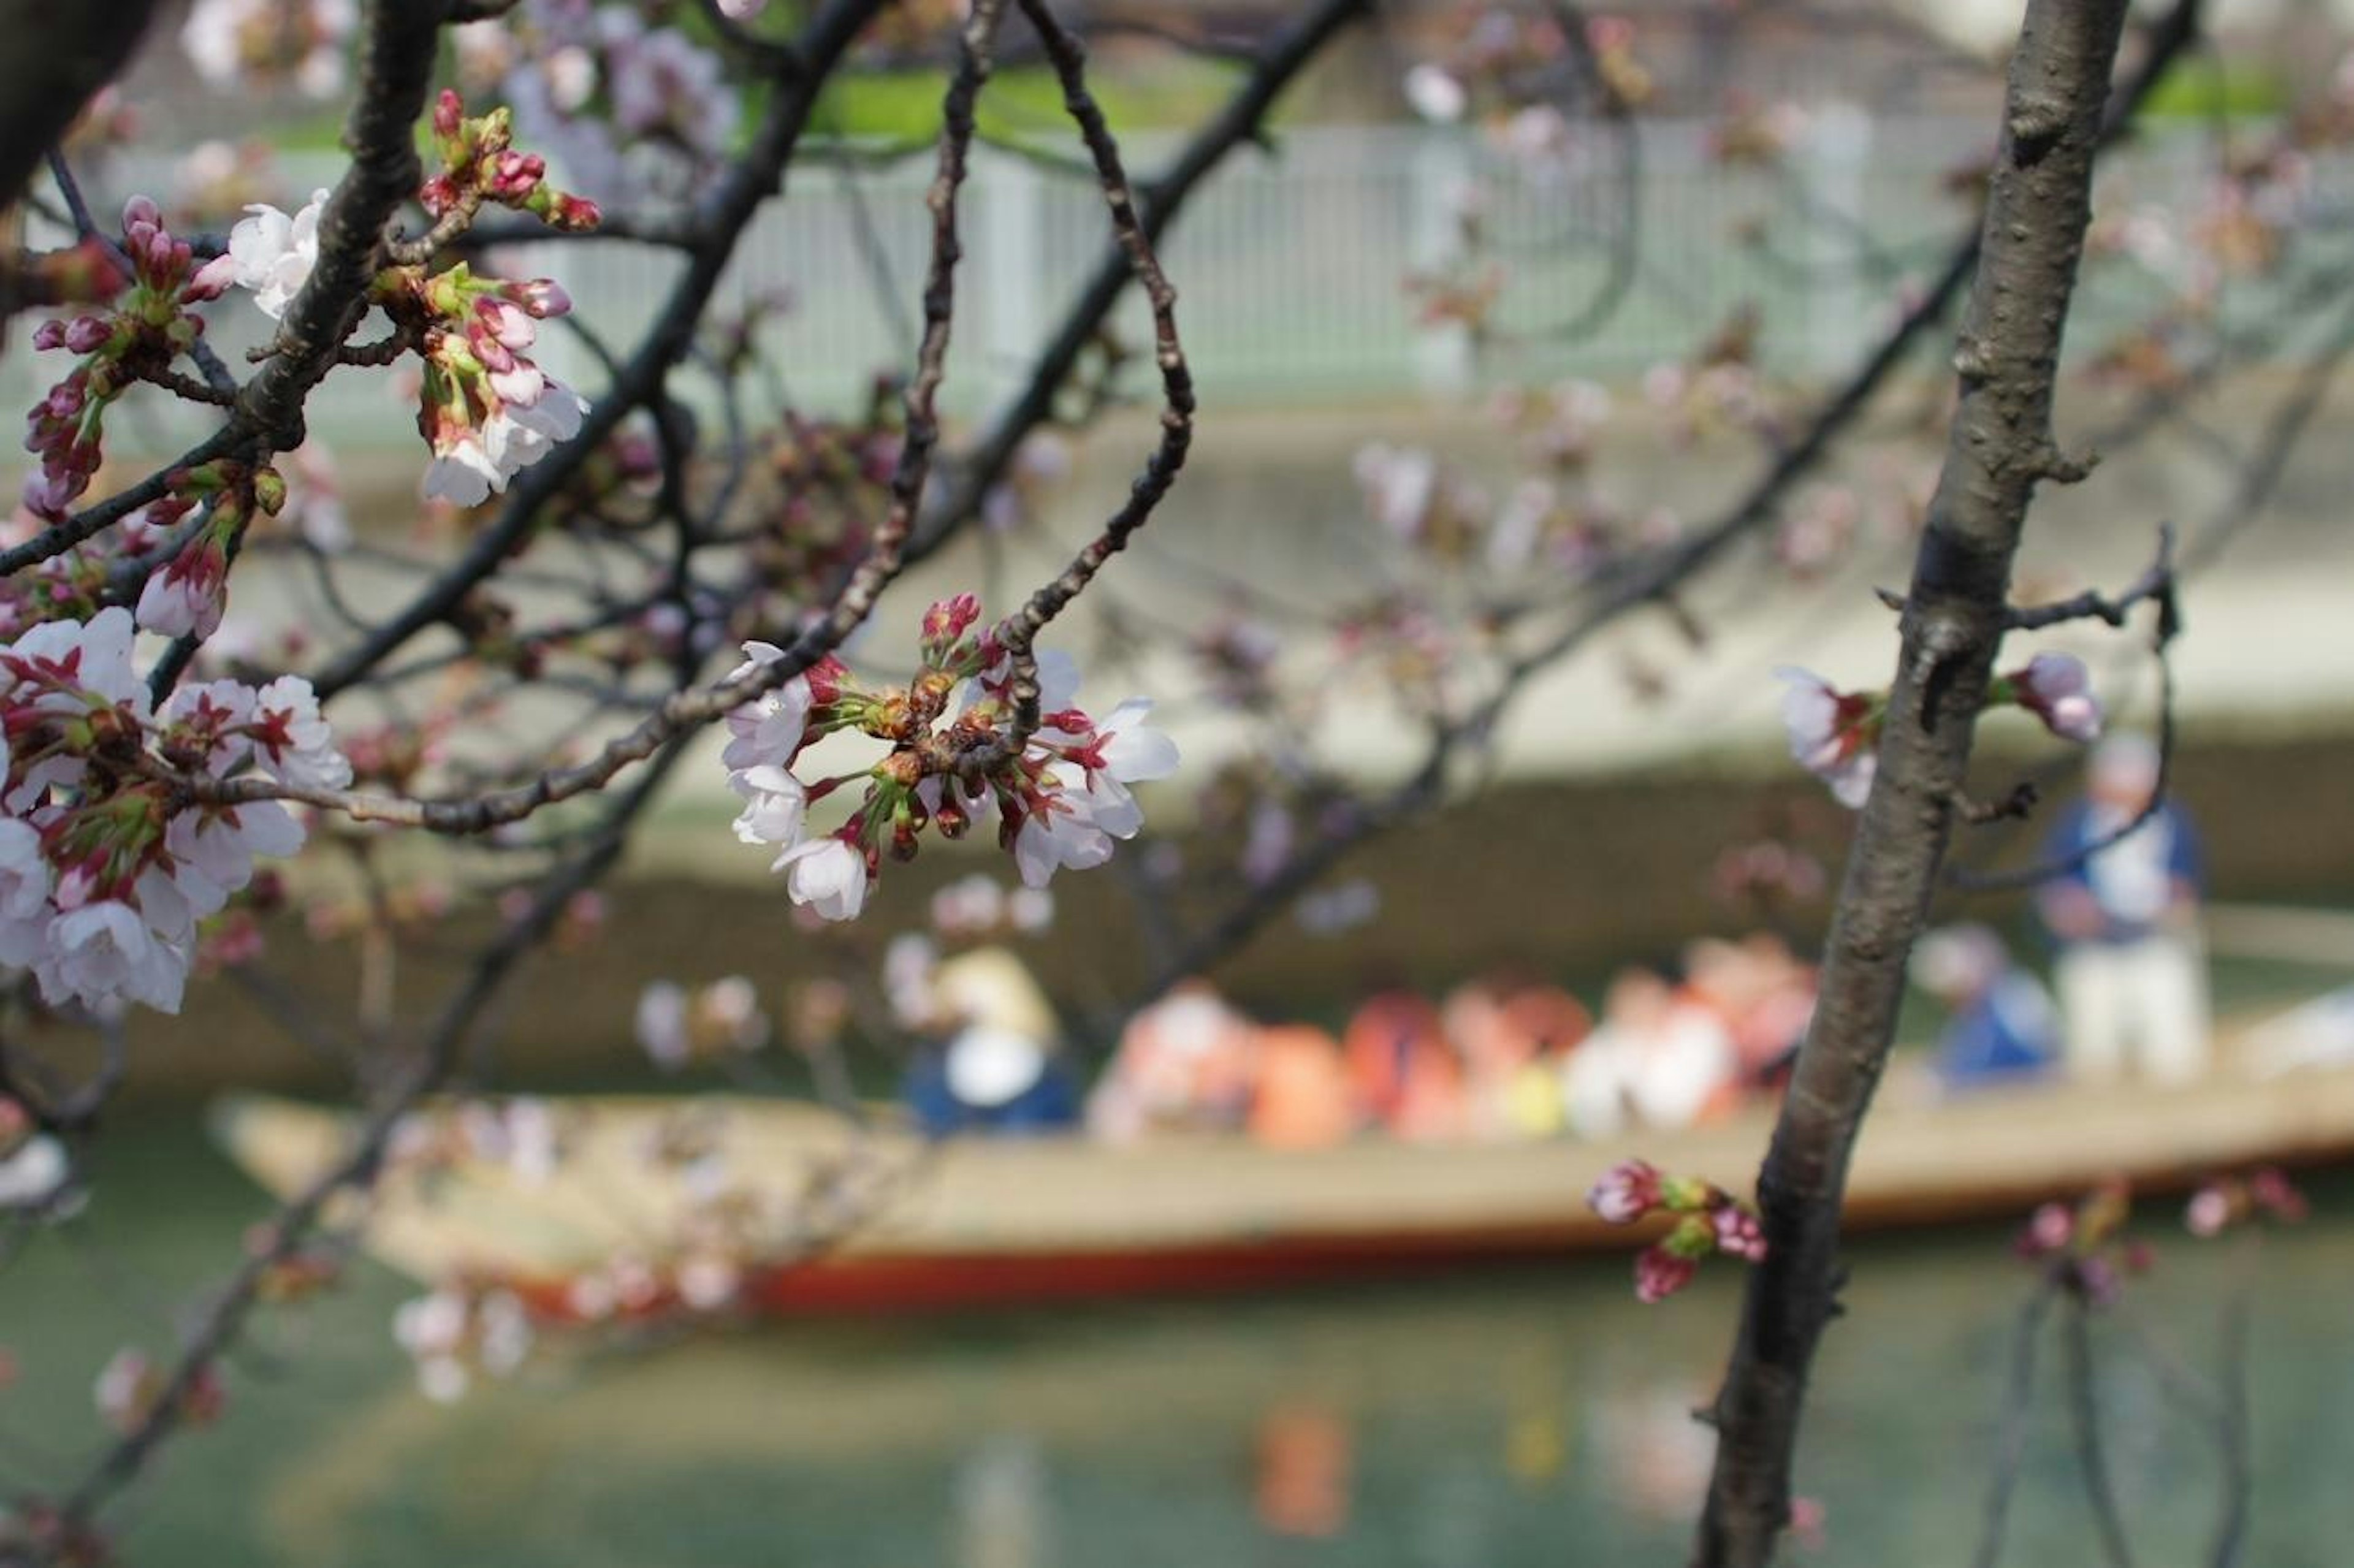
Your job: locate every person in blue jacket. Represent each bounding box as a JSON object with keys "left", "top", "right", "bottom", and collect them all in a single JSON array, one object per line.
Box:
[
  {"left": 2034, "top": 734, "right": 2210, "bottom": 1083},
  {"left": 1911, "top": 924, "right": 2058, "bottom": 1090}
]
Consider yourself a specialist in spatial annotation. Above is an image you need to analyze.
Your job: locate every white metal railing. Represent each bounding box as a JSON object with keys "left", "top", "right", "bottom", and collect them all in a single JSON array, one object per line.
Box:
[{"left": 0, "top": 117, "right": 2310, "bottom": 460}]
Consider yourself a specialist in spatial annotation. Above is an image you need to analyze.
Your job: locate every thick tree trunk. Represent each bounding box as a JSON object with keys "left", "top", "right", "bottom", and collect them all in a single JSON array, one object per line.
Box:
[
  {"left": 0, "top": 1, "right": 162, "bottom": 207},
  {"left": 1691, "top": 4, "right": 2134, "bottom": 1564}
]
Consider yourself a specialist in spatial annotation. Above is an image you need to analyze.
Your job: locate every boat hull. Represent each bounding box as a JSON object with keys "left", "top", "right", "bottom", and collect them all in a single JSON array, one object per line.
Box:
[{"left": 216, "top": 1051, "right": 2354, "bottom": 1317}]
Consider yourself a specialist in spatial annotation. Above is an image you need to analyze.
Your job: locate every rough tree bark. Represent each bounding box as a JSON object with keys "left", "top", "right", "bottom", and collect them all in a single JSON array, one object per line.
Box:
[{"left": 1692, "top": 4, "right": 2133, "bottom": 1564}]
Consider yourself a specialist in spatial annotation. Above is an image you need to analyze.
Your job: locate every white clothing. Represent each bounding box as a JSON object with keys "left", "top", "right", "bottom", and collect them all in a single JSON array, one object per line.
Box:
[{"left": 2055, "top": 932, "right": 2210, "bottom": 1084}]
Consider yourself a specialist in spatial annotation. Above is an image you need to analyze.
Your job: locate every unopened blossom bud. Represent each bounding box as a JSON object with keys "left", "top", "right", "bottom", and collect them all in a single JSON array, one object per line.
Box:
[
  {"left": 921, "top": 592, "right": 981, "bottom": 649},
  {"left": 504, "top": 278, "right": 571, "bottom": 319},
  {"left": 181, "top": 251, "right": 237, "bottom": 303},
  {"left": 66, "top": 316, "right": 113, "bottom": 354},
  {"left": 1634, "top": 1243, "right": 1699, "bottom": 1304},
  {"left": 31, "top": 320, "right": 65, "bottom": 351},
  {"left": 2185, "top": 1183, "right": 2231, "bottom": 1238},
  {"left": 933, "top": 794, "right": 971, "bottom": 840},
  {"left": 545, "top": 192, "right": 601, "bottom": 231},
  {"left": 433, "top": 88, "right": 464, "bottom": 140},
  {"left": 2005, "top": 651, "right": 2103, "bottom": 743},
  {"left": 489, "top": 151, "right": 545, "bottom": 200},
  {"left": 1711, "top": 1203, "right": 1769, "bottom": 1262},
  {"left": 251, "top": 465, "right": 287, "bottom": 516},
  {"left": 1586, "top": 1159, "right": 1662, "bottom": 1225},
  {"left": 121, "top": 195, "right": 162, "bottom": 240}
]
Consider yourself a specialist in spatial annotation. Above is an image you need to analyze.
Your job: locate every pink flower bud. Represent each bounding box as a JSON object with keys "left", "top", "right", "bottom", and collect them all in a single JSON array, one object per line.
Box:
[
  {"left": 31, "top": 320, "right": 65, "bottom": 351},
  {"left": 64, "top": 316, "right": 113, "bottom": 354},
  {"left": 921, "top": 592, "right": 982, "bottom": 647},
  {"left": 433, "top": 88, "right": 464, "bottom": 140},
  {"left": 2008, "top": 651, "right": 2103, "bottom": 743},
  {"left": 1633, "top": 1244, "right": 1699, "bottom": 1304},
  {"left": 183, "top": 252, "right": 238, "bottom": 303},
  {"left": 2185, "top": 1184, "right": 2231, "bottom": 1238},
  {"left": 1710, "top": 1203, "right": 1769, "bottom": 1262},
  {"left": 1586, "top": 1159, "right": 1662, "bottom": 1225},
  {"left": 506, "top": 278, "right": 571, "bottom": 319}
]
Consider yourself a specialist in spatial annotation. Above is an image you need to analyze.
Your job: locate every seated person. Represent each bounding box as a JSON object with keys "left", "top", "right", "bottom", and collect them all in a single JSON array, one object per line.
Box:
[
  {"left": 1343, "top": 988, "right": 1464, "bottom": 1141},
  {"left": 1444, "top": 973, "right": 1592, "bottom": 1139},
  {"left": 1910, "top": 924, "right": 2057, "bottom": 1090},
  {"left": 1683, "top": 935, "right": 1816, "bottom": 1092},
  {"left": 1563, "top": 965, "right": 1736, "bottom": 1138},
  {"left": 1086, "top": 980, "right": 1259, "bottom": 1140},
  {"left": 1248, "top": 1026, "right": 1357, "bottom": 1149},
  {"left": 902, "top": 948, "right": 1080, "bottom": 1137}
]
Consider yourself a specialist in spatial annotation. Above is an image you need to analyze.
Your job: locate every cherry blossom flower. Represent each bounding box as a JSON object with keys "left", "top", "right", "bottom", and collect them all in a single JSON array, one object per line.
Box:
[
  {"left": 729, "top": 764, "right": 807, "bottom": 848},
  {"left": 37, "top": 901, "right": 186, "bottom": 1014},
  {"left": 1776, "top": 667, "right": 1879, "bottom": 808},
  {"left": 1013, "top": 793, "right": 1115, "bottom": 889},
  {"left": 250, "top": 675, "right": 351, "bottom": 790},
  {"left": 0, "top": 821, "right": 52, "bottom": 967},
  {"left": 774, "top": 834, "right": 868, "bottom": 921},
  {"left": 135, "top": 531, "right": 231, "bottom": 639},
  {"left": 226, "top": 189, "right": 329, "bottom": 321}
]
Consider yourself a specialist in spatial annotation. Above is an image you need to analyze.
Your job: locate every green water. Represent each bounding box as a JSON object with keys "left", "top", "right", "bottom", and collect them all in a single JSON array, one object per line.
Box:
[{"left": 7, "top": 1108, "right": 2354, "bottom": 1567}]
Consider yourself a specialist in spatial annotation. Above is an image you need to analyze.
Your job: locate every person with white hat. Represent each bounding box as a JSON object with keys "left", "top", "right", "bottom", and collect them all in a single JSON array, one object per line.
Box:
[{"left": 2035, "top": 734, "right": 2211, "bottom": 1084}]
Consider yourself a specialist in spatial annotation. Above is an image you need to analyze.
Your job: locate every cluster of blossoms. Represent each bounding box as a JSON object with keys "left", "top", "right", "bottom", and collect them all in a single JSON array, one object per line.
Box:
[
  {"left": 392, "top": 1282, "right": 534, "bottom": 1403},
  {"left": 1778, "top": 651, "right": 2103, "bottom": 809},
  {"left": 2184, "top": 1165, "right": 2308, "bottom": 1238},
  {"left": 133, "top": 459, "right": 288, "bottom": 641},
  {"left": 390, "top": 1098, "right": 569, "bottom": 1189},
  {"left": 453, "top": 1, "right": 742, "bottom": 204},
  {"left": 1401, "top": 7, "right": 1650, "bottom": 160},
  {"left": 717, "top": 596, "right": 1179, "bottom": 923},
  {"left": 182, "top": 0, "right": 356, "bottom": 101},
  {"left": 1587, "top": 1159, "right": 1767, "bottom": 1303},
  {"left": 2013, "top": 1179, "right": 2153, "bottom": 1305},
  {"left": 0, "top": 608, "right": 348, "bottom": 1014},
  {"left": 224, "top": 93, "right": 597, "bottom": 509},
  {"left": 635, "top": 975, "right": 771, "bottom": 1071},
  {"left": 23, "top": 199, "right": 232, "bottom": 520}
]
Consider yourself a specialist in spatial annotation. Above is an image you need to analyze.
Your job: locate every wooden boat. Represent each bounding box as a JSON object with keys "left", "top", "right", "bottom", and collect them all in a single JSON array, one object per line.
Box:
[{"left": 215, "top": 1032, "right": 2354, "bottom": 1318}]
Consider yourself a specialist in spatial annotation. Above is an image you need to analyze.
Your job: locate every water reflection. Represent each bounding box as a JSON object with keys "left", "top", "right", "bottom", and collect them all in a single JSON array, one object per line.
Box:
[{"left": 13, "top": 1114, "right": 2354, "bottom": 1566}]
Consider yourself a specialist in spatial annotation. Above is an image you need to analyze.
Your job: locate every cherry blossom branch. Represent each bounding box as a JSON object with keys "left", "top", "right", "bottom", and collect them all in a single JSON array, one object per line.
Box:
[
  {"left": 968, "top": 0, "right": 1194, "bottom": 751},
  {"left": 30, "top": 737, "right": 695, "bottom": 1551},
  {"left": 307, "top": 0, "right": 893, "bottom": 699},
  {"left": 1971, "top": 1280, "right": 2061, "bottom": 1568},
  {"left": 902, "top": 0, "right": 1374, "bottom": 565},
  {"left": 2064, "top": 1303, "right": 2142, "bottom": 1568},
  {"left": 232, "top": 0, "right": 447, "bottom": 451},
  {"left": 1693, "top": 7, "right": 2143, "bottom": 1563},
  {"left": 1950, "top": 531, "right": 2181, "bottom": 893}
]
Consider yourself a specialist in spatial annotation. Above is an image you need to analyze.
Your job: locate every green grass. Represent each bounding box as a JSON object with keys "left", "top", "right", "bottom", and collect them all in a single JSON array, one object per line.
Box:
[{"left": 2138, "top": 56, "right": 2290, "bottom": 121}]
